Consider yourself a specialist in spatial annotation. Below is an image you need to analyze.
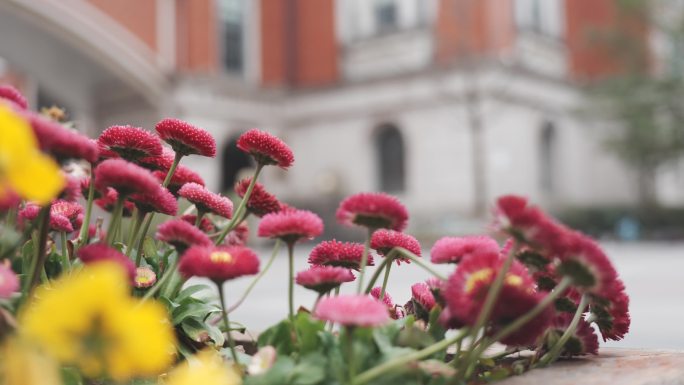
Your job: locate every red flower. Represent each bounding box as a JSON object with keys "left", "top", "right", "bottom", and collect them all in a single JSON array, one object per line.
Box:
[
  {"left": 370, "top": 229, "right": 421, "bottom": 265},
  {"left": 156, "top": 219, "right": 212, "bottom": 253},
  {"left": 308, "top": 240, "right": 372, "bottom": 270},
  {"left": 180, "top": 214, "right": 216, "bottom": 233},
  {"left": 134, "top": 267, "right": 157, "bottom": 289},
  {"left": 94, "top": 159, "right": 160, "bottom": 197},
  {"left": 153, "top": 165, "right": 205, "bottom": 195},
  {"left": 370, "top": 287, "right": 403, "bottom": 319},
  {"left": 257, "top": 209, "right": 323, "bottom": 244},
  {"left": 178, "top": 245, "right": 260, "bottom": 282},
  {"left": 235, "top": 178, "right": 281, "bottom": 217},
  {"left": 336, "top": 192, "right": 408, "bottom": 231},
  {"left": 155, "top": 118, "right": 216, "bottom": 158},
  {"left": 138, "top": 147, "right": 176, "bottom": 171},
  {"left": 430, "top": 236, "right": 500, "bottom": 264},
  {"left": 130, "top": 187, "right": 178, "bottom": 216},
  {"left": 295, "top": 266, "right": 355, "bottom": 294},
  {"left": 94, "top": 188, "right": 135, "bottom": 217},
  {"left": 411, "top": 282, "right": 436, "bottom": 314},
  {"left": 26, "top": 112, "right": 98, "bottom": 163},
  {"left": 444, "top": 251, "right": 553, "bottom": 346},
  {"left": 0, "top": 85, "right": 28, "bottom": 109},
  {"left": 548, "top": 314, "right": 599, "bottom": 356},
  {"left": 0, "top": 191, "right": 20, "bottom": 212},
  {"left": 178, "top": 182, "right": 233, "bottom": 219},
  {"left": 224, "top": 223, "right": 249, "bottom": 246},
  {"left": 591, "top": 279, "right": 630, "bottom": 341},
  {"left": 20, "top": 201, "right": 83, "bottom": 233},
  {"left": 556, "top": 231, "right": 618, "bottom": 296},
  {"left": 77, "top": 243, "right": 136, "bottom": 282},
  {"left": 313, "top": 295, "right": 390, "bottom": 327},
  {"left": 236, "top": 129, "right": 294, "bottom": 168},
  {"left": 98, "top": 125, "right": 163, "bottom": 161}
]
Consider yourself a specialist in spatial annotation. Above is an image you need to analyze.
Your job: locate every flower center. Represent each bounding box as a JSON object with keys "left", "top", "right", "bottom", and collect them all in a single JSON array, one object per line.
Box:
[
  {"left": 210, "top": 251, "right": 234, "bottom": 264},
  {"left": 505, "top": 274, "right": 523, "bottom": 287},
  {"left": 465, "top": 268, "right": 493, "bottom": 294}
]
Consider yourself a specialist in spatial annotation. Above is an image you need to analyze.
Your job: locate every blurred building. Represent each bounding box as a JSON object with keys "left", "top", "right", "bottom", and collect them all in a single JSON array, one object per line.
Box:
[{"left": 1, "top": 0, "right": 682, "bottom": 232}]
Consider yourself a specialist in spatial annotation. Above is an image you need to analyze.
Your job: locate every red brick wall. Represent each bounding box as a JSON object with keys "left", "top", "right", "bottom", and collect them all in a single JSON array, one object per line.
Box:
[
  {"left": 565, "top": 0, "right": 649, "bottom": 80},
  {"left": 176, "top": 0, "right": 219, "bottom": 72},
  {"left": 86, "top": 0, "right": 158, "bottom": 52}
]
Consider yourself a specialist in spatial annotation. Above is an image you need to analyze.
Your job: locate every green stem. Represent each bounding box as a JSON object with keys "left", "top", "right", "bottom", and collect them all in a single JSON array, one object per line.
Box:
[
  {"left": 327, "top": 286, "right": 341, "bottom": 332},
  {"left": 194, "top": 210, "right": 205, "bottom": 228},
  {"left": 134, "top": 213, "right": 154, "bottom": 267},
  {"left": 226, "top": 240, "right": 281, "bottom": 313},
  {"left": 60, "top": 232, "right": 70, "bottom": 271},
  {"left": 162, "top": 152, "right": 183, "bottom": 188},
  {"left": 287, "top": 241, "right": 295, "bottom": 322},
  {"left": 125, "top": 210, "right": 144, "bottom": 258},
  {"left": 27, "top": 205, "right": 51, "bottom": 293},
  {"left": 352, "top": 328, "right": 469, "bottom": 385},
  {"left": 313, "top": 292, "right": 324, "bottom": 310},
  {"left": 395, "top": 248, "right": 446, "bottom": 280},
  {"left": 105, "top": 197, "right": 125, "bottom": 246},
  {"left": 538, "top": 293, "right": 589, "bottom": 366},
  {"left": 356, "top": 228, "right": 373, "bottom": 294},
  {"left": 345, "top": 327, "right": 356, "bottom": 384},
  {"left": 364, "top": 256, "right": 392, "bottom": 294},
  {"left": 141, "top": 258, "right": 178, "bottom": 301},
  {"left": 215, "top": 164, "right": 263, "bottom": 245},
  {"left": 379, "top": 259, "right": 393, "bottom": 300},
  {"left": 77, "top": 172, "right": 96, "bottom": 247},
  {"left": 217, "top": 282, "right": 240, "bottom": 364}
]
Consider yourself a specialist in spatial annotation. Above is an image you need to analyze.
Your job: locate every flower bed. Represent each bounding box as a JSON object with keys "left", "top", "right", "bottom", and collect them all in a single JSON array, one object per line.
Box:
[{"left": 0, "top": 85, "right": 630, "bottom": 385}]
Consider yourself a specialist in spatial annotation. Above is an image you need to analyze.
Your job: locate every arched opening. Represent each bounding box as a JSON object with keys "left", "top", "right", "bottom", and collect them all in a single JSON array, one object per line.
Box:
[
  {"left": 375, "top": 124, "right": 406, "bottom": 193},
  {"left": 539, "top": 121, "right": 557, "bottom": 193},
  {"left": 221, "top": 135, "right": 254, "bottom": 193}
]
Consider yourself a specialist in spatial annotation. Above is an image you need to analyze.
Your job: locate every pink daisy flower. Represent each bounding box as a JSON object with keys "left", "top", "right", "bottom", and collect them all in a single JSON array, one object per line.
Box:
[
  {"left": 178, "top": 245, "right": 260, "bottom": 282},
  {"left": 94, "top": 159, "right": 160, "bottom": 197},
  {"left": 134, "top": 267, "right": 157, "bottom": 289},
  {"left": 178, "top": 182, "right": 233, "bottom": 219},
  {"left": 94, "top": 188, "right": 135, "bottom": 217},
  {"left": 370, "top": 287, "right": 403, "bottom": 319},
  {"left": 308, "top": 240, "right": 372, "bottom": 270},
  {"left": 138, "top": 147, "right": 176, "bottom": 171},
  {"left": 0, "top": 191, "right": 20, "bottom": 212},
  {"left": 153, "top": 165, "right": 205, "bottom": 195},
  {"left": 77, "top": 244, "right": 136, "bottom": 282},
  {"left": 98, "top": 125, "right": 163, "bottom": 161},
  {"left": 130, "top": 187, "right": 178, "bottom": 216},
  {"left": 411, "top": 282, "right": 436, "bottom": 320},
  {"left": 235, "top": 178, "right": 281, "bottom": 217},
  {"left": 236, "top": 129, "right": 294, "bottom": 168},
  {"left": 592, "top": 279, "right": 630, "bottom": 341},
  {"left": 295, "top": 266, "right": 355, "bottom": 294},
  {"left": 155, "top": 118, "right": 216, "bottom": 158},
  {"left": 26, "top": 112, "right": 98, "bottom": 163},
  {"left": 548, "top": 314, "right": 599, "bottom": 356},
  {"left": 20, "top": 201, "right": 83, "bottom": 233},
  {"left": 336, "top": 192, "right": 408, "bottom": 231},
  {"left": 313, "top": 295, "right": 390, "bottom": 327},
  {"left": 370, "top": 229, "right": 421, "bottom": 265},
  {"left": 156, "top": 219, "right": 212, "bottom": 253},
  {"left": 0, "top": 262, "right": 19, "bottom": 298},
  {"left": 556, "top": 231, "right": 619, "bottom": 296},
  {"left": 224, "top": 223, "right": 250, "bottom": 246},
  {"left": 0, "top": 85, "right": 28, "bottom": 109},
  {"left": 257, "top": 209, "right": 323, "bottom": 244},
  {"left": 430, "top": 236, "right": 500, "bottom": 264},
  {"left": 180, "top": 214, "right": 216, "bottom": 233}
]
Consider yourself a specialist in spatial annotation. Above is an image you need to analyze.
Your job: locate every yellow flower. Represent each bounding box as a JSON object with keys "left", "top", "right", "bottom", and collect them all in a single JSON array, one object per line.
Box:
[
  {"left": 163, "top": 350, "right": 242, "bottom": 385},
  {"left": 0, "top": 337, "right": 62, "bottom": 385},
  {"left": 0, "top": 104, "right": 64, "bottom": 204},
  {"left": 19, "top": 262, "right": 177, "bottom": 381}
]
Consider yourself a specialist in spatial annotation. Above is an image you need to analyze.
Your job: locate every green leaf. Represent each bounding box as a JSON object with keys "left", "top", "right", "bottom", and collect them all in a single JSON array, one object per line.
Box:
[
  {"left": 294, "top": 312, "right": 325, "bottom": 355},
  {"left": 257, "top": 319, "right": 295, "bottom": 355},
  {"left": 244, "top": 356, "right": 296, "bottom": 385},
  {"left": 175, "top": 284, "right": 213, "bottom": 304},
  {"left": 143, "top": 236, "right": 158, "bottom": 260},
  {"left": 290, "top": 353, "right": 327, "bottom": 385},
  {"left": 60, "top": 367, "right": 83, "bottom": 385},
  {"left": 172, "top": 302, "right": 220, "bottom": 324}
]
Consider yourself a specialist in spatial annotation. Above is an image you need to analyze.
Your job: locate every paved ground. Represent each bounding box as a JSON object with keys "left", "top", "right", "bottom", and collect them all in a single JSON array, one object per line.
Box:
[{"left": 204, "top": 241, "right": 684, "bottom": 350}]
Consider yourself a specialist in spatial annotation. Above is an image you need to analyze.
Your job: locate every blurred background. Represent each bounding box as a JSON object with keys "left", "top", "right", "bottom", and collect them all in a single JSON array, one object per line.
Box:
[{"left": 1, "top": 0, "right": 683, "bottom": 348}]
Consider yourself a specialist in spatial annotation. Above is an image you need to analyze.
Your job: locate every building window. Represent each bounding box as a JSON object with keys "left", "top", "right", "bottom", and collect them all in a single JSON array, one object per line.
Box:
[
  {"left": 375, "top": 0, "right": 398, "bottom": 34},
  {"left": 375, "top": 124, "right": 406, "bottom": 193},
  {"left": 219, "top": 0, "right": 244, "bottom": 73},
  {"left": 539, "top": 121, "right": 557, "bottom": 193},
  {"left": 221, "top": 135, "right": 254, "bottom": 193}
]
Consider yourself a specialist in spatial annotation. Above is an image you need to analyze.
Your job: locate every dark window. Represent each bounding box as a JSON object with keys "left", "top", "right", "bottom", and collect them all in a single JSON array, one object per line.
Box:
[
  {"left": 376, "top": 124, "right": 406, "bottom": 192},
  {"left": 221, "top": 135, "right": 254, "bottom": 193},
  {"left": 219, "top": 0, "right": 244, "bottom": 72},
  {"left": 539, "top": 121, "right": 556, "bottom": 193},
  {"left": 375, "top": 0, "right": 398, "bottom": 34}
]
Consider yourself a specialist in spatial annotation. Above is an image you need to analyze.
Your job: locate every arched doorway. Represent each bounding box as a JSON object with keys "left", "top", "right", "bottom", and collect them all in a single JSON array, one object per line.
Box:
[{"left": 375, "top": 123, "right": 406, "bottom": 193}]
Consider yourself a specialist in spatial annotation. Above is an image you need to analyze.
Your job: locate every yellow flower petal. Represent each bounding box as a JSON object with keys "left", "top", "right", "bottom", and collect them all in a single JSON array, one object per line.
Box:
[
  {"left": 6, "top": 152, "right": 64, "bottom": 204},
  {"left": 164, "top": 350, "right": 242, "bottom": 385}
]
